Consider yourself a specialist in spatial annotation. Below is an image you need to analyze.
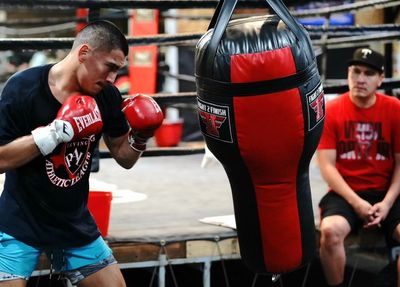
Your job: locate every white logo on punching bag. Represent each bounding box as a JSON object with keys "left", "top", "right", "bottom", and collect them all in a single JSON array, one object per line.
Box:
[
  {"left": 197, "top": 98, "right": 233, "bottom": 143},
  {"left": 306, "top": 83, "right": 325, "bottom": 131}
]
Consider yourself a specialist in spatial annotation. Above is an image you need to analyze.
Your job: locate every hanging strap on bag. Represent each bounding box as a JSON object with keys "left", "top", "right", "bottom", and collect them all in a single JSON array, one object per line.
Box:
[{"left": 205, "top": 0, "right": 311, "bottom": 77}]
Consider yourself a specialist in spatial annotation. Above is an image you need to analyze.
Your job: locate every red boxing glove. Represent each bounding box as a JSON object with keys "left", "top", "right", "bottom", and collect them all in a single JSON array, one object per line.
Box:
[
  {"left": 122, "top": 94, "right": 163, "bottom": 152},
  {"left": 56, "top": 94, "right": 103, "bottom": 140},
  {"left": 32, "top": 94, "right": 103, "bottom": 156}
]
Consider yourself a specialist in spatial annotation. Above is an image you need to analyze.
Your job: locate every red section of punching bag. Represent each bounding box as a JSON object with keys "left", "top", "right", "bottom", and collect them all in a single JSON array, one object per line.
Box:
[
  {"left": 231, "top": 47, "right": 296, "bottom": 83},
  {"left": 231, "top": 48, "right": 304, "bottom": 272}
]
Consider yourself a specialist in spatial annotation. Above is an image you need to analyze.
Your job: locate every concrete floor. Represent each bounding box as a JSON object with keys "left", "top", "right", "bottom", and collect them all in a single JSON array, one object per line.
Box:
[
  {"left": 87, "top": 152, "right": 327, "bottom": 242},
  {"left": 0, "top": 152, "right": 328, "bottom": 241}
]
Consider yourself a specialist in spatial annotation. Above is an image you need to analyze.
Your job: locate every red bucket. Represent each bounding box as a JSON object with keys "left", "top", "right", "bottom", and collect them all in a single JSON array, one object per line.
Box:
[
  {"left": 88, "top": 191, "right": 113, "bottom": 237},
  {"left": 155, "top": 121, "right": 183, "bottom": 147}
]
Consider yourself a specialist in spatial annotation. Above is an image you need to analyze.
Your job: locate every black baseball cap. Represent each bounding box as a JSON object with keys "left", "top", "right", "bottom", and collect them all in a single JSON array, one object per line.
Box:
[{"left": 348, "top": 48, "right": 384, "bottom": 73}]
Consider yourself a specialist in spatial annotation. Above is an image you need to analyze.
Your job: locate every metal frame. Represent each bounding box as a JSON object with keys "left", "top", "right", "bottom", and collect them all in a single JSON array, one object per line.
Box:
[{"left": 32, "top": 252, "right": 241, "bottom": 287}]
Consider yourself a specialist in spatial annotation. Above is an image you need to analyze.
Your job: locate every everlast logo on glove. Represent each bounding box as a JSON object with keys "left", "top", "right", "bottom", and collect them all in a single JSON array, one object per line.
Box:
[
  {"left": 198, "top": 98, "right": 233, "bottom": 143},
  {"left": 73, "top": 105, "right": 102, "bottom": 133},
  {"left": 56, "top": 94, "right": 103, "bottom": 140}
]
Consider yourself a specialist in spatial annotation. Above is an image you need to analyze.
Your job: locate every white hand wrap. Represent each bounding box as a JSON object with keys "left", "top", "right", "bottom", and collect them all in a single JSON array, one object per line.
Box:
[{"left": 31, "top": 120, "right": 74, "bottom": 156}]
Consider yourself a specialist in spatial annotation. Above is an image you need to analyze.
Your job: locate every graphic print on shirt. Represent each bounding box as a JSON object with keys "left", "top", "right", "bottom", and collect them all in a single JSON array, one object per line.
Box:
[
  {"left": 338, "top": 121, "right": 390, "bottom": 161},
  {"left": 46, "top": 135, "right": 95, "bottom": 188}
]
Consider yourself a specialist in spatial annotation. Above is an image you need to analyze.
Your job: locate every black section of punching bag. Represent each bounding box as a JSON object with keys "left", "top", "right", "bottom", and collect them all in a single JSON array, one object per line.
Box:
[
  {"left": 196, "top": 0, "right": 314, "bottom": 80},
  {"left": 197, "top": 91, "right": 266, "bottom": 272},
  {"left": 296, "top": 74, "right": 325, "bottom": 266},
  {"left": 196, "top": 14, "right": 319, "bottom": 97}
]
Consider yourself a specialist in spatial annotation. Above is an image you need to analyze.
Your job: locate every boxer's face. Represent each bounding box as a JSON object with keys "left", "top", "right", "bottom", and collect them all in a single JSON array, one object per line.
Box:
[
  {"left": 348, "top": 65, "right": 384, "bottom": 101},
  {"left": 77, "top": 45, "right": 126, "bottom": 95}
]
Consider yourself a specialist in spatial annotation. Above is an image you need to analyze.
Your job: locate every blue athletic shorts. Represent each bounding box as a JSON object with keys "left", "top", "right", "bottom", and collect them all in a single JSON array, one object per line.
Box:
[{"left": 0, "top": 231, "right": 115, "bottom": 284}]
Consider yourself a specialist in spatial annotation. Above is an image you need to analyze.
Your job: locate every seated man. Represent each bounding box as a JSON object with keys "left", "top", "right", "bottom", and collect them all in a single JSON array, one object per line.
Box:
[{"left": 317, "top": 48, "right": 400, "bottom": 287}]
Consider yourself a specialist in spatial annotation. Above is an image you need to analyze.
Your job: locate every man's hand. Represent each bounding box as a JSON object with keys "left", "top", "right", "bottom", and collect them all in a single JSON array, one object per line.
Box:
[
  {"left": 363, "top": 201, "right": 390, "bottom": 229},
  {"left": 352, "top": 198, "right": 373, "bottom": 224},
  {"left": 32, "top": 94, "right": 103, "bottom": 155},
  {"left": 122, "top": 94, "right": 163, "bottom": 153}
]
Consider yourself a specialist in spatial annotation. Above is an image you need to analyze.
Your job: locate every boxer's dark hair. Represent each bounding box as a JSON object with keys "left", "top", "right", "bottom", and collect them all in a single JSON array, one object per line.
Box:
[{"left": 72, "top": 20, "right": 129, "bottom": 56}]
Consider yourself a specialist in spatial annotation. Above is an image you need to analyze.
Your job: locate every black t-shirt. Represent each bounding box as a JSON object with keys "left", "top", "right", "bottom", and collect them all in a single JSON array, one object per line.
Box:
[{"left": 0, "top": 64, "right": 129, "bottom": 248}]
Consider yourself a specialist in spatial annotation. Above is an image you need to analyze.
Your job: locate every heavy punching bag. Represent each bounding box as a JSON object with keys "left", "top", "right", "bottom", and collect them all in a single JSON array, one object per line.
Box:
[{"left": 195, "top": 0, "right": 325, "bottom": 274}]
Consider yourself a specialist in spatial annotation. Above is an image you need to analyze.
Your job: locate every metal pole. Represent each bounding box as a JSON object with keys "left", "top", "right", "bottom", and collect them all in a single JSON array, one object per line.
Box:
[
  {"left": 158, "top": 254, "right": 167, "bottom": 287},
  {"left": 203, "top": 260, "right": 212, "bottom": 287}
]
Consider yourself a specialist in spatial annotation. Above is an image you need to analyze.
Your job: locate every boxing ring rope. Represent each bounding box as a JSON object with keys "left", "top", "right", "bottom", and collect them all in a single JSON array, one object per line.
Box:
[
  {"left": 2, "top": 20, "right": 400, "bottom": 39},
  {"left": 161, "top": 0, "right": 400, "bottom": 18},
  {"left": 0, "top": 22, "right": 76, "bottom": 36},
  {"left": 0, "top": 33, "right": 201, "bottom": 50},
  {"left": 0, "top": 0, "right": 397, "bottom": 12},
  {"left": 313, "top": 31, "right": 400, "bottom": 49},
  {"left": 306, "top": 24, "right": 400, "bottom": 38},
  {"left": 292, "top": 0, "right": 400, "bottom": 17},
  {"left": 0, "top": 27, "right": 399, "bottom": 50},
  {"left": 0, "top": 0, "right": 269, "bottom": 9},
  {"left": 0, "top": 0, "right": 395, "bottom": 26}
]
